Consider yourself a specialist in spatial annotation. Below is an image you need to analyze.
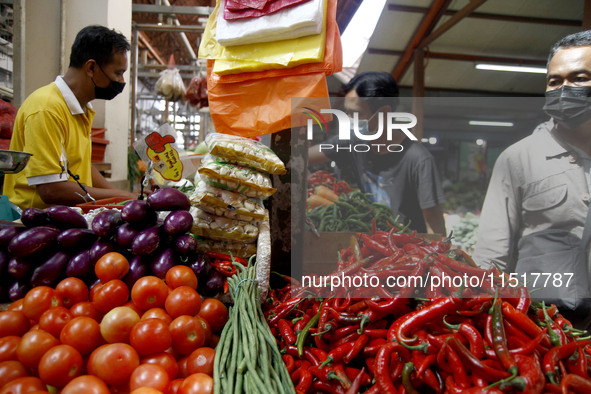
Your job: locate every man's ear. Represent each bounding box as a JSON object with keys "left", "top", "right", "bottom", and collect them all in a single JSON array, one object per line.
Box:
[{"left": 83, "top": 59, "right": 97, "bottom": 78}]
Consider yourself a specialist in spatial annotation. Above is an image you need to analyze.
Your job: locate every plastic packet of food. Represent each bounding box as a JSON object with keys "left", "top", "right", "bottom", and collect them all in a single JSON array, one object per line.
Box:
[
  {"left": 194, "top": 237, "right": 257, "bottom": 259},
  {"left": 205, "top": 133, "right": 286, "bottom": 174},
  {"left": 256, "top": 218, "right": 271, "bottom": 299},
  {"left": 190, "top": 180, "right": 267, "bottom": 222},
  {"left": 198, "top": 154, "right": 276, "bottom": 198},
  {"left": 190, "top": 206, "right": 259, "bottom": 242}
]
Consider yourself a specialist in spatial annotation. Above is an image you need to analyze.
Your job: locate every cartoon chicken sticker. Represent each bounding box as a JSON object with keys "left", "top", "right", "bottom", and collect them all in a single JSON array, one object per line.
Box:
[{"left": 145, "top": 131, "right": 183, "bottom": 181}]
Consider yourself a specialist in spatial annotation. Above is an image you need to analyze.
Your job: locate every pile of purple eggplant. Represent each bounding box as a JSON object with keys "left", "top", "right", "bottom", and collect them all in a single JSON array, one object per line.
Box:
[{"left": 0, "top": 188, "right": 224, "bottom": 302}]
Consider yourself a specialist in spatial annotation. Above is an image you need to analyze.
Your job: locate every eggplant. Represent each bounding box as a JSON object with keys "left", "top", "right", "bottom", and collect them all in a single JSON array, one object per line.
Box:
[
  {"left": 46, "top": 205, "right": 88, "bottom": 229},
  {"left": 189, "top": 253, "right": 211, "bottom": 279},
  {"left": 0, "top": 224, "right": 25, "bottom": 249},
  {"left": 66, "top": 250, "right": 93, "bottom": 278},
  {"left": 8, "top": 281, "right": 30, "bottom": 301},
  {"left": 91, "top": 210, "right": 123, "bottom": 238},
  {"left": 174, "top": 234, "right": 198, "bottom": 257},
  {"left": 57, "top": 228, "right": 97, "bottom": 250},
  {"left": 0, "top": 250, "right": 8, "bottom": 275},
  {"left": 131, "top": 226, "right": 162, "bottom": 256},
  {"left": 151, "top": 248, "right": 177, "bottom": 279},
  {"left": 89, "top": 239, "right": 116, "bottom": 263},
  {"left": 20, "top": 207, "right": 50, "bottom": 228},
  {"left": 163, "top": 210, "right": 193, "bottom": 236},
  {"left": 7, "top": 226, "right": 60, "bottom": 258},
  {"left": 201, "top": 270, "right": 225, "bottom": 296},
  {"left": 30, "top": 251, "right": 69, "bottom": 287},
  {"left": 7, "top": 257, "right": 34, "bottom": 280},
  {"left": 124, "top": 255, "right": 150, "bottom": 287},
  {"left": 147, "top": 188, "right": 191, "bottom": 211},
  {"left": 121, "top": 200, "right": 157, "bottom": 225},
  {"left": 114, "top": 223, "right": 140, "bottom": 248}
]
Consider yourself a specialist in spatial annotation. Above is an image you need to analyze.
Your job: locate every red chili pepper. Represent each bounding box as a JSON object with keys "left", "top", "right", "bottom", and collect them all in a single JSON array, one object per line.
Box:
[
  {"left": 443, "top": 317, "right": 484, "bottom": 359},
  {"left": 290, "top": 367, "right": 313, "bottom": 393},
  {"left": 332, "top": 332, "right": 360, "bottom": 349},
  {"left": 360, "top": 233, "right": 393, "bottom": 256},
  {"left": 560, "top": 373, "right": 591, "bottom": 393},
  {"left": 375, "top": 342, "right": 406, "bottom": 393},
  {"left": 331, "top": 326, "right": 358, "bottom": 342},
  {"left": 484, "top": 329, "right": 547, "bottom": 358},
  {"left": 343, "top": 334, "right": 369, "bottom": 364},
  {"left": 501, "top": 301, "right": 552, "bottom": 348},
  {"left": 490, "top": 298, "right": 518, "bottom": 378},
  {"left": 282, "top": 354, "right": 295, "bottom": 373},
  {"left": 389, "top": 296, "right": 463, "bottom": 343},
  {"left": 278, "top": 319, "right": 297, "bottom": 345},
  {"left": 420, "top": 368, "right": 443, "bottom": 394},
  {"left": 294, "top": 313, "right": 312, "bottom": 333},
  {"left": 446, "top": 336, "right": 511, "bottom": 382},
  {"left": 310, "top": 380, "right": 346, "bottom": 394},
  {"left": 416, "top": 354, "right": 436, "bottom": 377},
  {"left": 542, "top": 340, "right": 591, "bottom": 384},
  {"left": 514, "top": 286, "right": 531, "bottom": 314},
  {"left": 319, "top": 342, "right": 355, "bottom": 368},
  {"left": 205, "top": 251, "right": 247, "bottom": 265},
  {"left": 332, "top": 363, "right": 352, "bottom": 389},
  {"left": 266, "top": 297, "right": 304, "bottom": 326},
  {"left": 284, "top": 345, "right": 322, "bottom": 367},
  {"left": 444, "top": 342, "right": 471, "bottom": 388},
  {"left": 345, "top": 367, "right": 368, "bottom": 394}
]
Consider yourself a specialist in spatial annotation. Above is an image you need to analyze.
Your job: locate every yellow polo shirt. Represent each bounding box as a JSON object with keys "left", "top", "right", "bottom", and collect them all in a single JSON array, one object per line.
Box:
[{"left": 4, "top": 76, "right": 95, "bottom": 209}]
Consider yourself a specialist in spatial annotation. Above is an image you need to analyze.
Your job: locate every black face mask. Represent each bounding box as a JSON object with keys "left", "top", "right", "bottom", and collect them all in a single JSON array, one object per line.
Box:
[
  {"left": 543, "top": 85, "right": 591, "bottom": 130},
  {"left": 92, "top": 64, "right": 125, "bottom": 100}
]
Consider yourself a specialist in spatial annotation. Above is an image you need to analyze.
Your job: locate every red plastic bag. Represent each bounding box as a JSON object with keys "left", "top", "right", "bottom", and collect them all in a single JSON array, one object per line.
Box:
[
  {"left": 225, "top": 0, "right": 269, "bottom": 11},
  {"left": 224, "top": 0, "right": 311, "bottom": 20},
  {"left": 0, "top": 100, "right": 17, "bottom": 139},
  {"left": 185, "top": 76, "right": 209, "bottom": 108}
]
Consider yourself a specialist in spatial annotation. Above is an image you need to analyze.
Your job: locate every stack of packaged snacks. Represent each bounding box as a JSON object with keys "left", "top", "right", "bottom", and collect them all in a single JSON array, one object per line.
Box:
[{"left": 189, "top": 133, "right": 286, "bottom": 293}]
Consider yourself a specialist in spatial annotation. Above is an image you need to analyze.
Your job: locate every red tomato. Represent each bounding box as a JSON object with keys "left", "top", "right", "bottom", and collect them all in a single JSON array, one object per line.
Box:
[
  {"left": 91, "top": 279, "right": 129, "bottom": 314},
  {"left": 60, "top": 316, "right": 102, "bottom": 356},
  {"left": 7, "top": 300, "right": 23, "bottom": 312},
  {"left": 207, "top": 334, "right": 220, "bottom": 349},
  {"left": 0, "top": 376, "right": 46, "bottom": 394},
  {"left": 167, "top": 378, "right": 184, "bottom": 394},
  {"left": 0, "top": 336, "right": 20, "bottom": 362},
  {"left": 60, "top": 375, "right": 110, "bottom": 394},
  {"left": 130, "top": 319, "right": 171, "bottom": 357},
  {"left": 16, "top": 329, "right": 59, "bottom": 369},
  {"left": 87, "top": 343, "right": 139, "bottom": 387},
  {"left": 0, "top": 311, "right": 30, "bottom": 338},
  {"left": 38, "top": 344, "right": 82, "bottom": 387},
  {"left": 129, "top": 363, "right": 170, "bottom": 392},
  {"left": 179, "top": 373, "right": 213, "bottom": 394},
  {"left": 177, "top": 356, "right": 189, "bottom": 379},
  {"left": 131, "top": 276, "right": 169, "bottom": 310},
  {"left": 197, "top": 299, "right": 228, "bottom": 333},
  {"left": 185, "top": 348, "right": 215, "bottom": 377},
  {"left": 123, "top": 301, "right": 145, "bottom": 316},
  {"left": 0, "top": 360, "right": 29, "bottom": 388},
  {"left": 169, "top": 316, "right": 206, "bottom": 356},
  {"left": 88, "top": 282, "right": 103, "bottom": 302},
  {"left": 194, "top": 317, "right": 211, "bottom": 348},
  {"left": 69, "top": 301, "right": 102, "bottom": 321},
  {"left": 141, "top": 353, "right": 178, "bottom": 381},
  {"left": 130, "top": 388, "right": 164, "bottom": 394},
  {"left": 38, "top": 306, "right": 72, "bottom": 338},
  {"left": 164, "top": 287, "right": 201, "bottom": 319},
  {"left": 141, "top": 308, "right": 173, "bottom": 326},
  {"left": 95, "top": 252, "right": 130, "bottom": 282},
  {"left": 55, "top": 277, "right": 89, "bottom": 308},
  {"left": 100, "top": 306, "right": 140, "bottom": 344},
  {"left": 165, "top": 266, "right": 198, "bottom": 290},
  {"left": 22, "top": 287, "right": 62, "bottom": 322}
]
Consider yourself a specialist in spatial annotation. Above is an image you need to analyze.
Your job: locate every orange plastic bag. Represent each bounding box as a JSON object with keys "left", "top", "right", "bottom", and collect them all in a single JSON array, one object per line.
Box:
[
  {"left": 210, "top": 0, "right": 340, "bottom": 83},
  {"left": 207, "top": 59, "right": 329, "bottom": 137}
]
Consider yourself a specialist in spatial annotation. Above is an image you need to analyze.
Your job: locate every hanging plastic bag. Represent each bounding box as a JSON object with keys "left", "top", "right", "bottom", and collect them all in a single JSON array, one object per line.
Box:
[
  {"left": 133, "top": 124, "right": 196, "bottom": 184},
  {"left": 198, "top": 0, "right": 328, "bottom": 74},
  {"left": 185, "top": 76, "right": 208, "bottom": 108},
  {"left": 155, "top": 55, "right": 186, "bottom": 102},
  {"left": 215, "top": 0, "right": 323, "bottom": 47},
  {"left": 224, "top": 0, "right": 311, "bottom": 20}
]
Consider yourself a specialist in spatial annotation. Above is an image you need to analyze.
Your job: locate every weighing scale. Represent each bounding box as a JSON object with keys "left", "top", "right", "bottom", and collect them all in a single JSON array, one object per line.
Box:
[{"left": 0, "top": 149, "right": 32, "bottom": 221}]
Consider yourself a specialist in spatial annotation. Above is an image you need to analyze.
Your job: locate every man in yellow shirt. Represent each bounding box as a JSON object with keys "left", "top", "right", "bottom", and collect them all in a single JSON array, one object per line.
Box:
[{"left": 4, "top": 25, "right": 137, "bottom": 209}]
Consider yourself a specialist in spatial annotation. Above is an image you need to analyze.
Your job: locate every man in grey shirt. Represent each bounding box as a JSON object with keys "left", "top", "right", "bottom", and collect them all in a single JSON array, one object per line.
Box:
[{"left": 474, "top": 30, "right": 591, "bottom": 328}]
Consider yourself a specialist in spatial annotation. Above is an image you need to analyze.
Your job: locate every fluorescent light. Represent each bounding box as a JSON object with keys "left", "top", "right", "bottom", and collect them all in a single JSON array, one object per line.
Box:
[
  {"left": 469, "top": 120, "right": 514, "bottom": 127},
  {"left": 476, "top": 139, "right": 485, "bottom": 146},
  {"left": 429, "top": 137, "right": 437, "bottom": 145},
  {"left": 475, "top": 64, "right": 547, "bottom": 74}
]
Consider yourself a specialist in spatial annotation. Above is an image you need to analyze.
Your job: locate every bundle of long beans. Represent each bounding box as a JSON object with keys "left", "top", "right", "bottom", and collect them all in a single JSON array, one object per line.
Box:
[{"left": 214, "top": 262, "right": 296, "bottom": 394}]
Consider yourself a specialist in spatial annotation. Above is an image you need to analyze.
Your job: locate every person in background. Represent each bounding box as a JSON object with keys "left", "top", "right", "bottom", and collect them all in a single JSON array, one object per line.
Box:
[
  {"left": 473, "top": 30, "right": 591, "bottom": 329},
  {"left": 4, "top": 25, "right": 138, "bottom": 209},
  {"left": 308, "top": 72, "right": 446, "bottom": 235}
]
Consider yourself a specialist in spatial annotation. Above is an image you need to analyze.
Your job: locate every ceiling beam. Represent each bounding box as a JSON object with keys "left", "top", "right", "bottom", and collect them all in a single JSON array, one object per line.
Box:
[
  {"left": 137, "top": 31, "right": 166, "bottom": 65},
  {"left": 392, "top": 0, "right": 452, "bottom": 82},
  {"left": 369, "top": 48, "right": 547, "bottom": 66},
  {"left": 132, "top": 4, "right": 212, "bottom": 16},
  {"left": 420, "top": 0, "right": 488, "bottom": 49},
  {"left": 388, "top": 4, "right": 581, "bottom": 27}
]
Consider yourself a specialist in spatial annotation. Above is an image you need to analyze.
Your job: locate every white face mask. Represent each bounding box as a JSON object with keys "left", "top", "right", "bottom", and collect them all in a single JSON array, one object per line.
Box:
[{"left": 350, "top": 112, "right": 380, "bottom": 139}]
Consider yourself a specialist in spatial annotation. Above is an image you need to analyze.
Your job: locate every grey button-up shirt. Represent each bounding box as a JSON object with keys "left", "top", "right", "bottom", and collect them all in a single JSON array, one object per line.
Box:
[{"left": 473, "top": 121, "right": 590, "bottom": 276}]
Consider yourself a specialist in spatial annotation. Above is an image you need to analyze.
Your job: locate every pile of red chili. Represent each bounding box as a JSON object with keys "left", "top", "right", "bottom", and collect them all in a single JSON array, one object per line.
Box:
[
  {"left": 264, "top": 228, "right": 591, "bottom": 393},
  {"left": 307, "top": 170, "right": 353, "bottom": 197}
]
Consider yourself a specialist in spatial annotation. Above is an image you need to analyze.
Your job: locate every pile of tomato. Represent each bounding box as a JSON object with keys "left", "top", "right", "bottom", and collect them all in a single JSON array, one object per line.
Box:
[{"left": 0, "top": 251, "right": 229, "bottom": 394}]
